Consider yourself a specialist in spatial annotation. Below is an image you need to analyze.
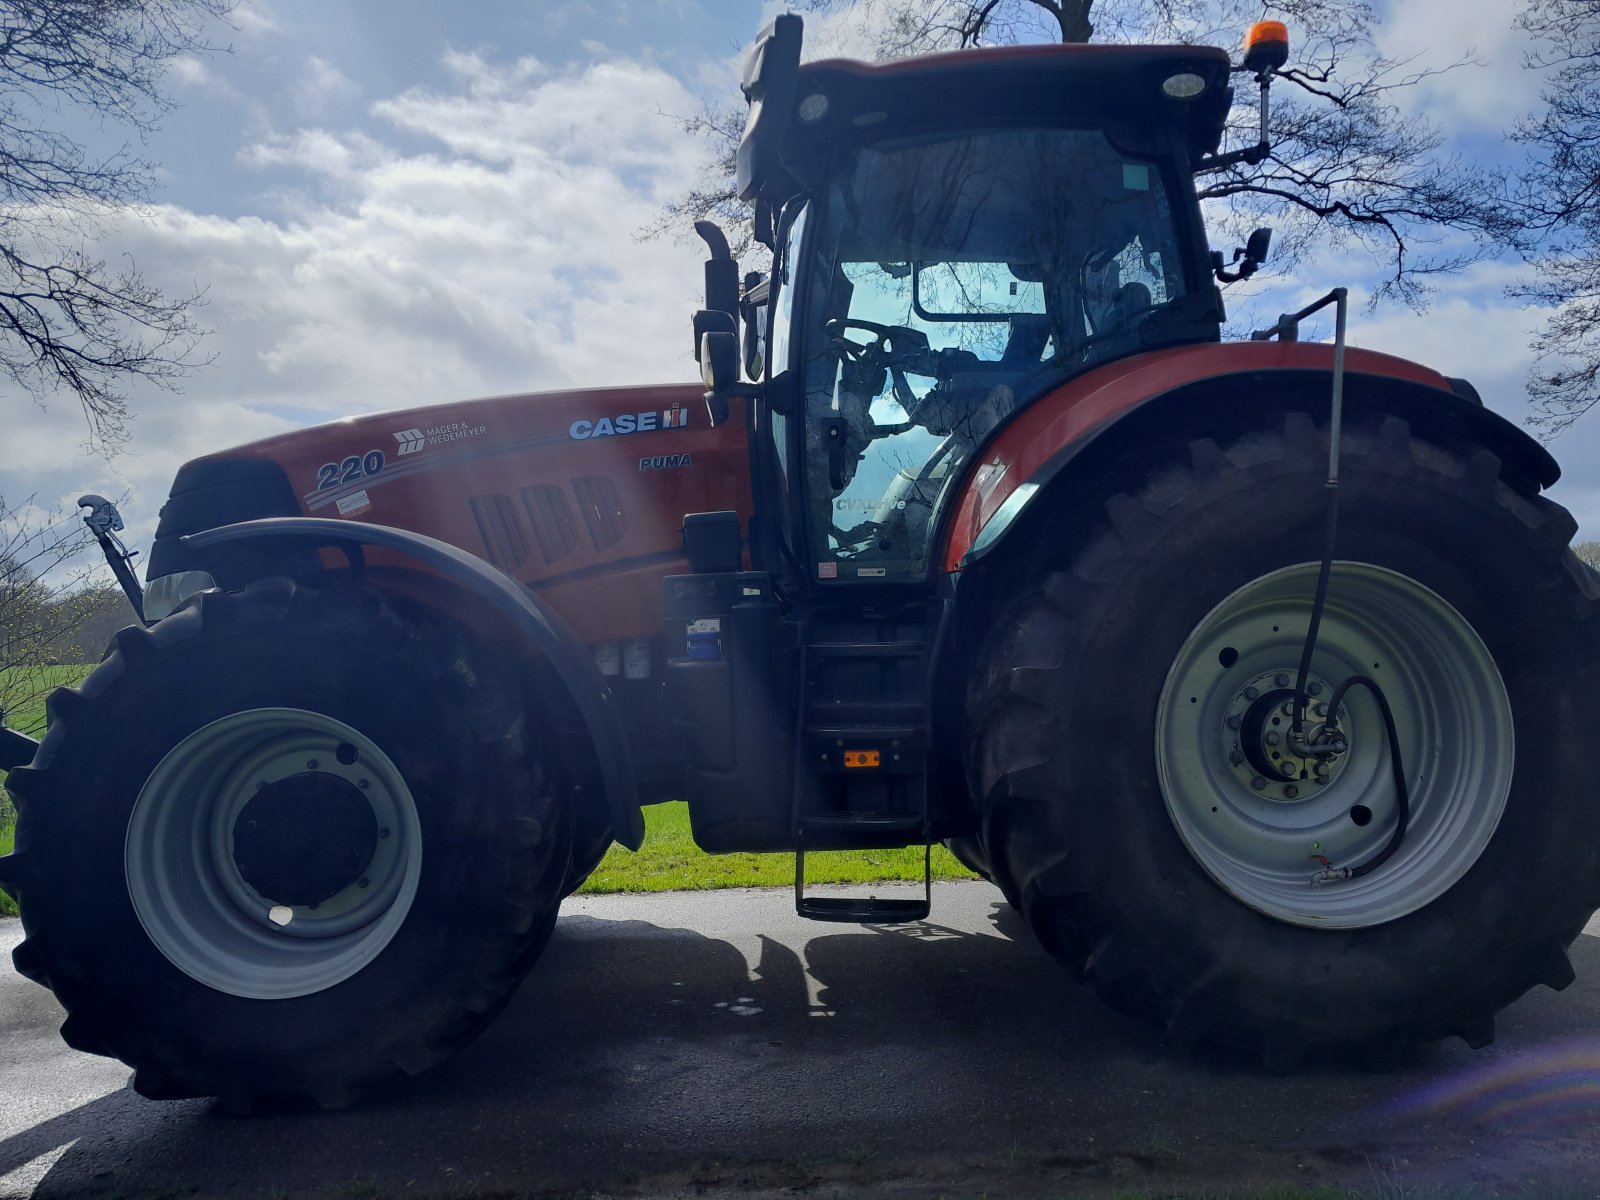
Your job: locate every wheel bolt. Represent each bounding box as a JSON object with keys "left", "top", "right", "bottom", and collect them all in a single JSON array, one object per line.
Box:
[
  {"left": 1314, "top": 762, "right": 1330, "bottom": 778},
  {"left": 1275, "top": 673, "right": 1290, "bottom": 687},
  {"left": 1307, "top": 681, "right": 1323, "bottom": 696},
  {"left": 1283, "top": 785, "right": 1299, "bottom": 799},
  {"left": 1265, "top": 732, "right": 1280, "bottom": 746},
  {"left": 1251, "top": 776, "right": 1267, "bottom": 791},
  {"left": 1314, "top": 703, "right": 1328, "bottom": 717},
  {"left": 1281, "top": 701, "right": 1295, "bottom": 716},
  {"left": 307, "top": 759, "right": 319, "bottom": 770},
  {"left": 1244, "top": 686, "right": 1259, "bottom": 701},
  {"left": 1226, "top": 714, "right": 1242, "bottom": 730},
  {"left": 1229, "top": 751, "right": 1245, "bottom": 766}
]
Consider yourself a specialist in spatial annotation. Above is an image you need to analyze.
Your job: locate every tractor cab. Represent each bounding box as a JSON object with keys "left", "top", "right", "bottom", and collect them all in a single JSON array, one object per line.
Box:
[
  {"left": 699, "top": 16, "right": 1236, "bottom": 589},
  {"left": 670, "top": 16, "right": 1257, "bottom": 918}
]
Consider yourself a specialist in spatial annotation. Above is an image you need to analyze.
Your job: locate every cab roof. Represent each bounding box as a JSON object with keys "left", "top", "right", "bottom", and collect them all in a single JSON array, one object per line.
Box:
[{"left": 759, "top": 42, "right": 1235, "bottom": 199}]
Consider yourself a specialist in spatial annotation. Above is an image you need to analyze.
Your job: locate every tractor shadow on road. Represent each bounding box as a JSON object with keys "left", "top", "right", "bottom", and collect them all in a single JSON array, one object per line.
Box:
[{"left": 11, "top": 900, "right": 1600, "bottom": 1198}]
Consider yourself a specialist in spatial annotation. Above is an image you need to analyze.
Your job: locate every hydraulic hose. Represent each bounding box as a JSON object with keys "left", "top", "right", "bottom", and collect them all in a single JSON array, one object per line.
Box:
[{"left": 1261, "top": 288, "right": 1412, "bottom": 885}]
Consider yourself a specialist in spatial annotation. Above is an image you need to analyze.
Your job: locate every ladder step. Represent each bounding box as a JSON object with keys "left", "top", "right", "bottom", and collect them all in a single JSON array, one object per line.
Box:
[
  {"left": 807, "top": 641, "right": 925, "bottom": 658},
  {"left": 804, "top": 724, "right": 923, "bottom": 740},
  {"left": 799, "top": 812, "right": 924, "bottom": 833},
  {"left": 795, "top": 895, "right": 931, "bottom": 923}
]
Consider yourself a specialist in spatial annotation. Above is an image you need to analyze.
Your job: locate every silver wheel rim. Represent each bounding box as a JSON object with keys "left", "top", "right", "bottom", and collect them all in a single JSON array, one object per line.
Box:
[
  {"left": 126, "top": 708, "right": 423, "bottom": 999},
  {"left": 1156, "top": 562, "right": 1513, "bottom": 929}
]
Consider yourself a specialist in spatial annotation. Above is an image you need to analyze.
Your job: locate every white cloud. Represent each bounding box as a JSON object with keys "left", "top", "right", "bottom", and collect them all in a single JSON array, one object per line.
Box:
[
  {"left": 168, "top": 54, "right": 212, "bottom": 87},
  {"left": 231, "top": 0, "right": 280, "bottom": 39},
  {"left": 1377, "top": 0, "right": 1541, "bottom": 133},
  {"left": 9, "top": 50, "right": 713, "bottom": 566},
  {"left": 290, "top": 56, "right": 359, "bottom": 118}
]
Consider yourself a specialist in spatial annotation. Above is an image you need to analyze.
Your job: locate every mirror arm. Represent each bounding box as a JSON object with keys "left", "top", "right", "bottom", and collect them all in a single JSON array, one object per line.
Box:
[{"left": 1194, "top": 72, "right": 1274, "bottom": 176}]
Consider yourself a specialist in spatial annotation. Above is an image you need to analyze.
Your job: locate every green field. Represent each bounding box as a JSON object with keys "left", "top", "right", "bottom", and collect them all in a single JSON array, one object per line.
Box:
[
  {"left": 1, "top": 665, "right": 93, "bottom": 917},
  {"left": 0, "top": 662, "right": 973, "bottom": 918}
]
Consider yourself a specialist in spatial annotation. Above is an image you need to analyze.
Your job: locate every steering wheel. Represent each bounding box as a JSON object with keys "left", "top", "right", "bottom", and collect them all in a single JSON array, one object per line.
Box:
[{"left": 825, "top": 317, "right": 935, "bottom": 432}]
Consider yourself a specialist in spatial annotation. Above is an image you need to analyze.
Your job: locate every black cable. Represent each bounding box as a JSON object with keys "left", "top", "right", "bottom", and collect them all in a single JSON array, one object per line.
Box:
[
  {"left": 1290, "top": 486, "right": 1338, "bottom": 737},
  {"left": 1322, "top": 676, "right": 1411, "bottom": 878},
  {"left": 1280, "top": 287, "right": 1412, "bottom": 884}
]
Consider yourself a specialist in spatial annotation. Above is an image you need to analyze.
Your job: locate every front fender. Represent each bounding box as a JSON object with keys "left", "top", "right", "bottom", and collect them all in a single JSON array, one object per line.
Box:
[{"left": 182, "top": 517, "right": 645, "bottom": 850}]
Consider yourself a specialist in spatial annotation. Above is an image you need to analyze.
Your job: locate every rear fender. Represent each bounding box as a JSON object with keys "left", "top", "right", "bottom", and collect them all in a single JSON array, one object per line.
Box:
[
  {"left": 182, "top": 517, "right": 644, "bottom": 850},
  {"left": 951, "top": 365, "right": 1558, "bottom": 577}
]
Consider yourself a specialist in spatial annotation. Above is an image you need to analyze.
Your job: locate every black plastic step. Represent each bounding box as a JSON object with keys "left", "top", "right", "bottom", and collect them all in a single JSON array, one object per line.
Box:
[
  {"left": 795, "top": 894, "right": 931, "bottom": 923},
  {"left": 794, "top": 843, "right": 932, "bottom": 923}
]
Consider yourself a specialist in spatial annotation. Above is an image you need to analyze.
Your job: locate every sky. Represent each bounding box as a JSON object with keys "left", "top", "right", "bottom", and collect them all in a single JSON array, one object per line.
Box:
[{"left": 4, "top": 0, "right": 1598, "bottom": 575}]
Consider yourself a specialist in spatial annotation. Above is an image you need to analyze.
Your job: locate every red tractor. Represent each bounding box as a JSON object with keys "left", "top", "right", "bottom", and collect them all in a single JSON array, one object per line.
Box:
[{"left": 4, "top": 15, "right": 1598, "bottom": 1107}]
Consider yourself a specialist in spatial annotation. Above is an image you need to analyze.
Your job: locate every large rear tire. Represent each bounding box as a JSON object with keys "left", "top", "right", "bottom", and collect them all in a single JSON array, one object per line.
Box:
[
  {"left": 967, "top": 413, "right": 1600, "bottom": 1065},
  {"left": 0, "top": 580, "right": 573, "bottom": 1107}
]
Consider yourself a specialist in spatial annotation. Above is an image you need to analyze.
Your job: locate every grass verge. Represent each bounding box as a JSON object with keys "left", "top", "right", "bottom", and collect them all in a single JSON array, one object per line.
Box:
[
  {"left": 578, "top": 800, "right": 974, "bottom": 893},
  {"left": 1, "top": 664, "right": 92, "bottom": 918}
]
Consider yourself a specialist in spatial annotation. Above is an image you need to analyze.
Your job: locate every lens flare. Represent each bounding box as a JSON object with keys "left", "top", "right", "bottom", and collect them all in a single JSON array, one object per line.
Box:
[{"left": 1380, "top": 1037, "right": 1600, "bottom": 1134}]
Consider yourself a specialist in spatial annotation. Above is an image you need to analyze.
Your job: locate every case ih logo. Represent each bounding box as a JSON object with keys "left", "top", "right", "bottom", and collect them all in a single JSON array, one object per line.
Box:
[
  {"left": 570, "top": 403, "right": 688, "bottom": 440},
  {"left": 394, "top": 429, "right": 426, "bottom": 455}
]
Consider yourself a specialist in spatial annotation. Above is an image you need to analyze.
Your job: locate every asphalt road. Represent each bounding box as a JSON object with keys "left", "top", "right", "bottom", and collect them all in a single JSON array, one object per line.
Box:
[{"left": 4, "top": 881, "right": 1600, "bottom": 1199}]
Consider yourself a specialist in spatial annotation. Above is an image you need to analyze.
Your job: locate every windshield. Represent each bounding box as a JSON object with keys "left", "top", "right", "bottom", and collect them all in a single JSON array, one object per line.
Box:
[{"left": 794, "top": 127, "right": 1191, "bottom": 582}]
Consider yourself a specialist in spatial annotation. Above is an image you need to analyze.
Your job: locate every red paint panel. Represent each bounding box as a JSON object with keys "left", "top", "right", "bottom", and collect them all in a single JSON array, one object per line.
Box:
[
  {"left": 194, "top": 383, "right": 754, "bottom": 642},
  {"left": 940, "top": 341, "right": 1454, "bottom": 572}
]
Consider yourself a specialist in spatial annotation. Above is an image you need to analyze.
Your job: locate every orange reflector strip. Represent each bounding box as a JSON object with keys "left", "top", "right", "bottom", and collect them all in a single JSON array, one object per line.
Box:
[{"left": 843, "top": 749, "right": 881, "bottom": 769}]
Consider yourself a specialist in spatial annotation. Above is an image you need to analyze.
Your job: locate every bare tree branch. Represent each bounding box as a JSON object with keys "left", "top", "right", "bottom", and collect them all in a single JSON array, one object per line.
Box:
[
  {"left": 0, "top": 0, "right": 228, "bottom": 452},
  {"left": 1512, "top": 0, "right": 1600, "bottom": 437},
  {"left": 648, "top": 0, "right": 1513, "bottom": 309}
]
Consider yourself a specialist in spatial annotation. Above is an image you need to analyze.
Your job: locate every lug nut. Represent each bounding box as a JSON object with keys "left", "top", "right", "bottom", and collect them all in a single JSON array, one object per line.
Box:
[
  {"left": 1283, "top": 785, "right": 1299, "bottom": 799},
  {"left": 1244, "top": 686, "right": 1259, "bottom": 701},
  {"left": 1307, "top": 681, "right": 1323, "bottom": 696},
  {"left": 1230, "top": 751, "right": 1245, "bottom": 766},
  {"left": 1275, "top": 673, "right": 1290, "bottom": 687},
  {"left": 1251, "top": 776, "right": 1267, "bottom": 791},
  {"left": 1281, "top": 701, "right": 1295, "bottom": 716},
  {"left": 1314, "top": 703, "right": 1328, "bottom": 717},
  {"left": 1314, "top": 762, "right": 1330, "bottom": 778},
  {"left": 1265, "top": 732, "right": 1280, "bottom": 746},
  {"left": 1226, "top": 714, "right": 1242, "bottom": 730}
]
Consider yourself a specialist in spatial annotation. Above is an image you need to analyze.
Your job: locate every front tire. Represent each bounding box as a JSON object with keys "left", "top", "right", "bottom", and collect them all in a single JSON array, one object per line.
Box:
[
  {"left": 967, "top": 413, "right": 1600, "bottom": 1064},
  {"left": 2, "top": 580, "right": 573, "bottom": 1107}
]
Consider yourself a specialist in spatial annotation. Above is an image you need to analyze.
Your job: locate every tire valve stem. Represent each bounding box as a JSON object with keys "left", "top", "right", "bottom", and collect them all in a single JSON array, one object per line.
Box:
[{"left": 1310, "top": 853, "right": 1352, "bottom": 885}]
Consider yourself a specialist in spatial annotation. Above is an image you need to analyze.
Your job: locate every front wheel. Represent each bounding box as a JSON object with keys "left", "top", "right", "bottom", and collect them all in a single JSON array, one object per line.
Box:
[
  {"left": 2, "top": 580, "right": 573, "bottom": 1107},
  {"left": 967, "top": 413, "right": 1600, "bottom": 1064}
]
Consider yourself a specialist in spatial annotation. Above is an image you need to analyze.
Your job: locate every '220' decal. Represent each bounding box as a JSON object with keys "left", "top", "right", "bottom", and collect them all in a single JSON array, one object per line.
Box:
[{"left": 316, "top": 450, "right": 385, "bottom": 490}]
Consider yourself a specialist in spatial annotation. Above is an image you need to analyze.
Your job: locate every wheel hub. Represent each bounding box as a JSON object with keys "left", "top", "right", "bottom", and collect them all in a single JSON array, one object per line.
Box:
[
  {"left": 232, "top": 772, "right": 379, "bottom": 907},
  {"left": 1223, "top": 672, "right": 1349, "bottom": 801}
]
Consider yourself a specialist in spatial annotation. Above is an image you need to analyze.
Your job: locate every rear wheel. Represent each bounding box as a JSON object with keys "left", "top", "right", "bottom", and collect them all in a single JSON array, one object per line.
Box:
[
  {"left": 967, "top": 413, "right": 1600, "bottom": 1064},
  {"left": 1, "top": 580, "right": 573, "bottom": 1107}
]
